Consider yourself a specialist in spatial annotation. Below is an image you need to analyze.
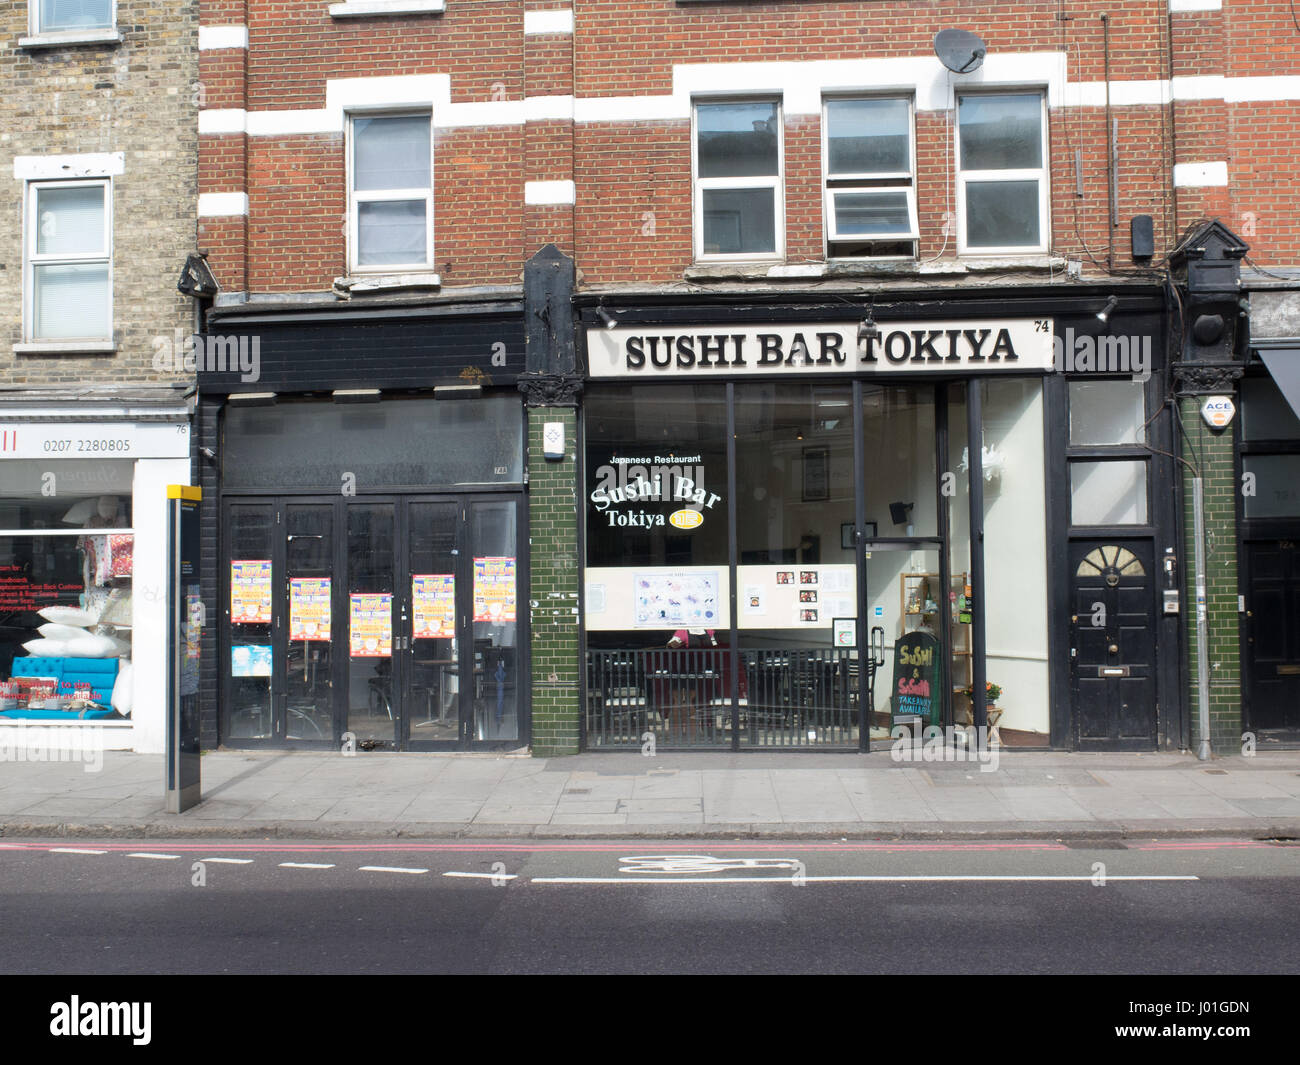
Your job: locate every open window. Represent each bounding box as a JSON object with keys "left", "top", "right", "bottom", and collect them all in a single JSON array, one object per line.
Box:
[{"left": 823, "top": 96, "right": 917, "bottom": 259}]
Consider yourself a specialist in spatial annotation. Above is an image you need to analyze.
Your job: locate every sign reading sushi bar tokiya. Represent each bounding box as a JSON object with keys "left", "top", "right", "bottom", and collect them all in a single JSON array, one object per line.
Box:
[{"left": 586, "top": 320, "right": 1056, "bottom": 378}]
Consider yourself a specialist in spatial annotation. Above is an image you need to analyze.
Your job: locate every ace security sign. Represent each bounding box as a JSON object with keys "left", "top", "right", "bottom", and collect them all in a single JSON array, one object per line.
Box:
[{"left": 1201, "top": 396, "right": 1236, "bottom": 429}]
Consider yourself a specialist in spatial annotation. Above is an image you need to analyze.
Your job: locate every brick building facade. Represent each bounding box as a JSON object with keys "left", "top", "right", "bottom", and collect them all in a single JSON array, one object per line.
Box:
[
  {"left": 0, "top": 3, "right": 197, "bottom": 754},
  {"left": 183, "top": 0, "right": 1300, "bottom": 755}
]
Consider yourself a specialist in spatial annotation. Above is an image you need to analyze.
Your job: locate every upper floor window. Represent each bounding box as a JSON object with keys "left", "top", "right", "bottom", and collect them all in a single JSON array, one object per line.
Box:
[
  {"left": 694, "top": 99, "right": 783, "bottom": 261},
  {"left": 823, "top": 96, "right": 917, "bottom": 259},
  {"left": 956, "top": 92, "right": 1048, "bottom": 254},
  {"left": 34, "top": 0, "right": 114, "bottom": 33},
  {"left": 348, "top": 112, "right": 433, "bottom": 272},
  {"left": 25, "top": 180, "right": 112, "bottom": 342}
]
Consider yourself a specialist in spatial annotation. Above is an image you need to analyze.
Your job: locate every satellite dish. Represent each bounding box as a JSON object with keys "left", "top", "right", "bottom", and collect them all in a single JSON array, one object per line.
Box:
[{"left": 934, "top": 28, "right": 987, "bottom": 74}]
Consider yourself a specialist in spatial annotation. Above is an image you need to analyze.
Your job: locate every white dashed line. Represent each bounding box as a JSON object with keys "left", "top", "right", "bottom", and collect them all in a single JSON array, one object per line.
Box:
[
  {"left": 279, "top": 862, "right": 335, "bottom": 870},
  {"left": 49, "top": 848, "right": 108, "bottom": 855},
  {"left": 443, "top": 871, "right": 518, "bottom": 880},
  {"left": 359, "top": 865, "right": 428, "bottom": 875},
  {"left": 531, "top": 875, "right": 1201, "bottom": 885},
  {"left": 127, "top": 853, "right": 181, "bottom": 861},
  {"left": 198, "top": 857, "right": 254, "bottom": 865}
]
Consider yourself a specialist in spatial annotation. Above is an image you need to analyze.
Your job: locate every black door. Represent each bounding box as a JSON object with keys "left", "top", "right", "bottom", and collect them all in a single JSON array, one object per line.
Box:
[
  {"left": 1069, "top": 541, "right": 1157, "bottom": 749},
  {"left": 1245, "top": 539, "right": 1300, "bottom": 733}
]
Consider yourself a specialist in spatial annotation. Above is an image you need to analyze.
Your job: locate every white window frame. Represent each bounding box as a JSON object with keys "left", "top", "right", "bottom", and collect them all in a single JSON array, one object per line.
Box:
[
  {"left": 955, "top": 91, "right": 1049, "bottom": 256},
  {"left": 821, "top": 95, "right": 918, "bottom": 259},
  {"left": 23, "top": 178, "right": 113, "bottom": 344},
  {"left": 30, "top": 0, "right": 116, "bottom": 36},
  {"left": 346, "top": 110, "right": 435, "bottom": 274},
  {"left": 692, "top": 97, "right": 785, "bottom": 263}
]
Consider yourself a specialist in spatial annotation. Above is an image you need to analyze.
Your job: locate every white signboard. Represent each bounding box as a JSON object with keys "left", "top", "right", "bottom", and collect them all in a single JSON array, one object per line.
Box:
[
  {"left": 0, "top": 422, "right": 189, "bottom": 460},
  {"left": 587, "top": 319, "right": 1055, "bottom": 379}
]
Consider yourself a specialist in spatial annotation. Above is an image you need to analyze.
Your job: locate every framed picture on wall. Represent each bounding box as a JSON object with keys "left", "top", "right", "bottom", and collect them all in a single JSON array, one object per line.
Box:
[
  {"left": 802, "top": 447, "right": 829, "bottom": 501},
  {"left": 841, "top": 522, "right": 877, "bottom": 548}
]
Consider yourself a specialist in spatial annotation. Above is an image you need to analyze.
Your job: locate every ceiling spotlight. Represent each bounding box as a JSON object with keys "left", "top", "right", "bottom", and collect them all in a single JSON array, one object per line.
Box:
[
  {"left": 1095, "top": 295, "right": 1119, "bottom": 325},
  {"left": 596, "top": 308, "right": 618, "bottom": 330}
]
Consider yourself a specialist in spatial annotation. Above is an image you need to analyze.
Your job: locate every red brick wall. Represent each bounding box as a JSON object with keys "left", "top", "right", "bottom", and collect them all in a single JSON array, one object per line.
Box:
[{"left": 197, "top": 0, "right": 1300, "bottom": 296}]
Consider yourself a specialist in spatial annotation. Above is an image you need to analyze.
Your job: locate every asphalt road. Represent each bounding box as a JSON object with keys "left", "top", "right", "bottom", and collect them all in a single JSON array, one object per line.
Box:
[{"left": 1, "top": 838, "right": 1297, "bottom": 975}]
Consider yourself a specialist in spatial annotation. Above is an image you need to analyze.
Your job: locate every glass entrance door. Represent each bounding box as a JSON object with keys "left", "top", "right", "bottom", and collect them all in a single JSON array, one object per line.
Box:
[
  {"left": 401, "top": 496, "right": 522, "bottom": 748},
  {"left": 222, "top": 493, "right": 524, "bottom": 749}
]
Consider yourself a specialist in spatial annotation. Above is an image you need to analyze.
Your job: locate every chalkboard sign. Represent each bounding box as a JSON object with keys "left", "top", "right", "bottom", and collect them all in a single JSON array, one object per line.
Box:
[{"left": 891, "top": 630, "right": 941, "bottom": 725}]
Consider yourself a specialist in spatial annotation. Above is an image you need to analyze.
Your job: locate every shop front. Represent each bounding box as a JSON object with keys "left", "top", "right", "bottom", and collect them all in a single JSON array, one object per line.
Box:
[
  {"left": 578, "top": 294, "right": 1181, "bottom": 751},
  {"left": 0, "top": 401, "right": 191, "bottom": 755},
  {"left": 198, "top": 301, "right": 529, "bottom": 751},
  {"left": 1238, "top": 336, "right": 1300, "bottom": 745}
]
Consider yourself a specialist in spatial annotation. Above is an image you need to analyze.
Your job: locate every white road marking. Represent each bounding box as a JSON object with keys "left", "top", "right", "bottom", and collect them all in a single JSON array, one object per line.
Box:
[
  {"left": 279, "top": 862, "right": 335, "bottom": 869},
  {"left": 532, "top": 875, "right": 1201, "bottom": 885},
  {"left": 359, "top": 865, "right": 428, "bottom": 875},
  {"left": 199, "top": 857, "right": 254, "bottom": 865},
  {"left": 443, "top": 871, "right": 518, "bottom": 880},
  {"left": 126, "top": 852, "right": 181, "bottom": 861},
  {"left": 49, "top": 848, "right": 108, "bottom": 855}
]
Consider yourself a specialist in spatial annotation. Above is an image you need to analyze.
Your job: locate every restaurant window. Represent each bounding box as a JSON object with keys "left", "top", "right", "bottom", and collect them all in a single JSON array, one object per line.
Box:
[
  {"left": 584, "top": 384, "right": 729, "bottom": 643},
  {"left": 957, "top": 92, "right": 1048, "bottom": 254},
  {"left": 823, "top": 96, "right": 917, "bottom": 259},
  {"left": 0, "top": 460, "right": 134, "bottom": 721},
  {"left": 694, "top": 99, "right": 783, "bottom": 261},
  {"left": 25, "top": 179, "right": 112, "bottom": 342},
  {"left": 348, "top": 112, "right": 433, "bottom": 272}
]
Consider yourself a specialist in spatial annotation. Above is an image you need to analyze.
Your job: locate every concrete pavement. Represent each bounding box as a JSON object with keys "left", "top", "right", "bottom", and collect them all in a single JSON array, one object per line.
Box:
[{"left": 2, "top": 745, "right": 1300, "bottom": 839}]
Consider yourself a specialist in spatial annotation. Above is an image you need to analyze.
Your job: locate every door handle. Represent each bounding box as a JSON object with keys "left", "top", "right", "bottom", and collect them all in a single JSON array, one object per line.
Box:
[{"left": 1108, "top": 643, "right": 1118, "bottom": 655}]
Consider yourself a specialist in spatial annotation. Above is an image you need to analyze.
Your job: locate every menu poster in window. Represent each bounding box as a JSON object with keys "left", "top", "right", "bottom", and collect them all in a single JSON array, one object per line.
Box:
[
  {"left": 413, "top": 574, "right": 455, "bottom": 637},
  {"left": 473, "top": 557, "right": 516, "bottom": 623},
  {"left": 231, "top": 644, "right": 272, "bottom": 677},
  {"left": 289, "top": 578, "right": 331, "bottom": 641},
  {"left": 349, "top": 593, "right": 392, "bottom": 657},
  {"left": 634, "top": 571, "right": 719, "bottom": 628},
  {"left": 231, "top": 560, "right": 272, "bottom": 623},
  {"left": 891, "top": 630, "right": 941, "bottom": 725}
]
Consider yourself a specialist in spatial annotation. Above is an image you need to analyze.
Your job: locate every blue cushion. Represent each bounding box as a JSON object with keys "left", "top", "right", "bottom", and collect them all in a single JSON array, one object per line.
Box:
[
  {"left": 0, "top": 708, "right": 118, "bottom": 720},
  {"left": 10, "top": 656, "right": 121, "bottom": 705}
]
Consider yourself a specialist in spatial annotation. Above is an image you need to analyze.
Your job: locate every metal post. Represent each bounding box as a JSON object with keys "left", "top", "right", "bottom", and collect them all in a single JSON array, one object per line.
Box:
[
  {"left": 967, "top": 384, "right": 987, "bottom": 731},
  {"left": 1193, "top": 477, "right": 1212, "bottom": 760}
]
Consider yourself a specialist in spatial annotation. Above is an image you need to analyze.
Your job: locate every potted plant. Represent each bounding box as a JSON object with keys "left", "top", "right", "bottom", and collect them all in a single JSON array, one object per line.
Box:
[{"left": 960, "top": 680, "right": 1002, "bottom": 706}]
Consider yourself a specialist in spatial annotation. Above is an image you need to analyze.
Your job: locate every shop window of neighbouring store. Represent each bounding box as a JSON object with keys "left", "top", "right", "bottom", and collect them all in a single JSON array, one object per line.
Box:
[
  {"left": 24, "top": 179, "right": 112, "bottom": 342},
  {"left": 0, "top": 460, "right": 134, "bottom": 722},
  {"left": 823, "top": 96, "right": 918, "bottom": 260},
  {"left": 348, "top": 112, "right": 434, "bottom": 272},
  {"left": 694, "top": 99, "right": 784, "bottom": 261},
  {"left": 1241, "top": 373, "right": 1300, "bottom": 518},
  {"left": 956, "top": 92, "right": 1048, "bottom": 254}
]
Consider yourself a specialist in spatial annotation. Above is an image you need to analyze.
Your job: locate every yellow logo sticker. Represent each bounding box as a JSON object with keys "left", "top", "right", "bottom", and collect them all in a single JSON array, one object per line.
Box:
[{"left": 669, "top": 509, "right": 703, "bottom": 530}]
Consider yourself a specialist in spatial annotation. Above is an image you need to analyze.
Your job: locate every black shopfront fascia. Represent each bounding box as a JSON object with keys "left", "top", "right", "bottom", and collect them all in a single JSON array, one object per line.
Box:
[
  {"left": 574, "top": 286, "right": 1181, "bottom": 751},
  {"left": 194, "top": 300, "right": 528, "bottom": 748}
]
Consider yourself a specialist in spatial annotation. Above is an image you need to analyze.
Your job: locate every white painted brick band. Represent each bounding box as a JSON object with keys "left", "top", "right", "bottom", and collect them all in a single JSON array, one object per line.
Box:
[
  {"left": 524, "top": 9, "right": 574, "bottom": 35},
  {"left": 524, "top": 179, "right": 575, "bottom": 206},
  {"left": 198, "top": 192, "right": 250, "bottom": 217},
  {"left": 1173, "top": 161, "right": 1229, "bottom": 187},
  {"left": 198, "top": 26, "right": 248, "bottom": 50}
]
